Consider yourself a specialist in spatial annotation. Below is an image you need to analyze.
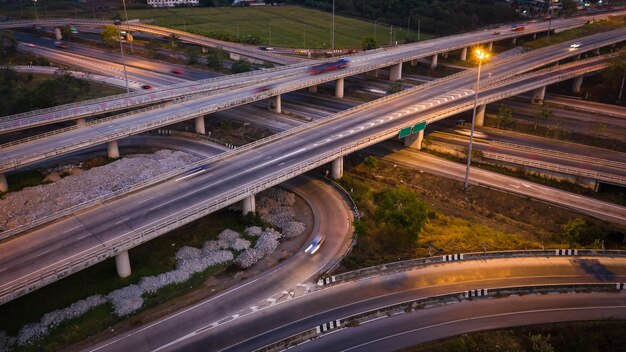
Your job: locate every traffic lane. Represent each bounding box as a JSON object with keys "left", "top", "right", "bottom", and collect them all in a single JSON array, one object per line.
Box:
[
  {"left": 367, "top": 143, "right": 626, "bottom": 225},
  {"left": 293, "top": 293, "right": 626, "bottom": 352},
  {"left": 84, "top": 176, "right": 353, "bottom": 352},
  {"left": 182, "top": 256, "right": 626, "bottom": 351}
]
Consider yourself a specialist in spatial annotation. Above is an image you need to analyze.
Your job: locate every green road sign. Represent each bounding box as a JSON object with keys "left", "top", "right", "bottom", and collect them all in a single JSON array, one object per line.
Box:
[
  {"left": 412, "top": 121, "right": 426, "bottom": 134},
  {"left": 398, "top": 127, "right": 412, "bottom": 138}
]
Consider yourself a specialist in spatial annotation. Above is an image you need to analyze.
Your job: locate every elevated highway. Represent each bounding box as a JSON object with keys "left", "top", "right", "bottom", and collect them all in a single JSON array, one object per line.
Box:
[
  {"left": 1, "top": 30, "right": 624, "bottom": 175},
  {"left": 1, "top": 14, "right": 622, "bottom": 134},
  {"left": 1, "top": 51, "right": 624, "bottom": 306}
]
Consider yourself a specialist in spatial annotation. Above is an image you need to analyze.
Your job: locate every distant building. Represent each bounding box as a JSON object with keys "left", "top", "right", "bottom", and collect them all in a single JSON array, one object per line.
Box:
[{"left": 147, "top": 0, "right": 199, "bottom": 7}]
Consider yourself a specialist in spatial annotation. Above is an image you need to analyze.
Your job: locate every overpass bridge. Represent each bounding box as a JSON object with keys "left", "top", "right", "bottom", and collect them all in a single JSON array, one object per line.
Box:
[
  {"left": 1, "top": 49, "right": 624, "bottom": 306},
  {"left": 0, "top": 29, "right": 624, "bottom": 182},
  {"left": 1, "top": 12, "right": 622, "bottom": 135}
]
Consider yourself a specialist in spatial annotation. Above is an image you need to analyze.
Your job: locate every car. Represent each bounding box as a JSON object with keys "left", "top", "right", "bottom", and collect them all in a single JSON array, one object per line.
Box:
[
  {"left": 25, "top": 43, "right": 36, "bottom": 47},
  {"left": 309, "top": 58, "right": 350, "bottom": 75},
  {"left": 304, "top": 234, "right": 325, "bottom": 255},
  {"left": 570, "top": 42, "right": 582, "bottom": 48},
  {"left": 171, "top": 69, "right": 184, "bottom": 74},
  {"left": 141, "top": 85, "right": 153, "bottom": 90},
  {"left": 492, "top": 31, "right": 501, "bottom": 35},
  {"left": 253, "top": 85, "right": 272, "bottom": 93},
  {"left": 54, "top": 41, "right": 69, "bottom": 49}
]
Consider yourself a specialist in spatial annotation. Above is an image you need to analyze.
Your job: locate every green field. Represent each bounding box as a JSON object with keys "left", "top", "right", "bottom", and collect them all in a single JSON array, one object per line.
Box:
[{"left": 125, "top": 6, "right": 429, "bottom": 49}]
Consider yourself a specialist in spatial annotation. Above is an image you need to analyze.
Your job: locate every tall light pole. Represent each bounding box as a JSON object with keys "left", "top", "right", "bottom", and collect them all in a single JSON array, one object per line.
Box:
[
  {"left": 331, "top": 0, "right": 335, "bottom": 57},
  {"left": 33, "top": 0, "right": 38, "bottom": 22},
  {"left": 546, "top": 16, "right": 552, "bottom": 45},
  {"left": 463, "top": 48, "right": 489, "bottom": 191},
  {"left": 121, "top": 0, "right": 133, "bottom": 53},
  {"left": 115, "top": 22, "right": 130, "bottom": 93}
]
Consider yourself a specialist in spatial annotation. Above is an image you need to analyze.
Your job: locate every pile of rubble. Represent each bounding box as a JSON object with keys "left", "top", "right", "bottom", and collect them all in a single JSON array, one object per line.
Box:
[{"left": 0, "top": 150, "right": 200, "bottom": 231}]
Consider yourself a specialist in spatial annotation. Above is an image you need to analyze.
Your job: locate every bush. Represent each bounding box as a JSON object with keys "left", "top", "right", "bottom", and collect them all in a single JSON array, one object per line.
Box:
[
  {"left": 231, "top": 59, "right": 252, "bottom": 74},
  {"left": 363, "top": 156, "right": 378, "bottom": 168}
]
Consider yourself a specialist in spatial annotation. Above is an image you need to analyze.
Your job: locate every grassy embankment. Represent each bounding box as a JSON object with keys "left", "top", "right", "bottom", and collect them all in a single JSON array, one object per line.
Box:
[{"left": 0, "top": 210, "right": 260, "bottom": 352}]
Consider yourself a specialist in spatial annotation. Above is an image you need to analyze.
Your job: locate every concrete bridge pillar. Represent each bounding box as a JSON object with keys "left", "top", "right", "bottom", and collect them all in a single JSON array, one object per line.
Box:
[
  {"left": 55, "top": 27, "right": 62, "bottom": 40},
  {"left": 512, "top": 37, "right": 517, "bottom": 45},
  {"left": 442, "top": 52, "right": 449, "bottom": 59},
  {"left": 0, "top": 173, "right": 7, "bottom": 192},
  {"left": 575, "top": 54, "right": 581, "bottom": 60},
  {"left": 532, "top": 86, "right": 546, "bottom": 104},
  {"left": 487, "top": 42, "right": 493, "bottom": 52},
  {"left": 389, "top": 62, "right": 402, "bottom": 81},
  {"left": 269, "top": 94, "right": 282, "bottom": 113},
  {"left": 572, "top": 76, "right": 583, "bottom": 94},
  {"left": 533, "top": 33, "right": 537, "bottom": 40},
  {"left": 308, "top": 85, "right": 318, "bottom": 93},
  {"left": 460, "top": 47, "right": 468, "bottom": 61},
  {"left": 335, "top": 78, "right": 344, "bottom": 98},
  {"left": 107, "top": 140, "right": 120, "bottom": 159},
  {"left": 331, "top": 156, "right": 344, "bottom": 180},
  {"left": 76, "top": 118, "right": 86, "bottom": 127},
  {"left": 403, "top": 130, "right": 424, "bottom": 150},
  {"left": 242, "top": 194, "right": 256, "bottom": 215},
  {"left": 475, "top": 104, "right": 486, "bottom": 126},
  {"left": 195, "top": 116, "right": 205, "bottom": 135},
  {"left": 410, "top": 59, "right": 417, "bottom": 66},
  {"left": 593, "top": 48, "right": 600, "bottom": 55},
  {"left": 430, "top": 54, "right": 438, "bottom": 69},
  {"left": 115, "top": 250, "right": 131, "bottom": 278}
]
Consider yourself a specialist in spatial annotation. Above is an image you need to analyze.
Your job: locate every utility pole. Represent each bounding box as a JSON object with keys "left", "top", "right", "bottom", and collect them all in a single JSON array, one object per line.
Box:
[
  {"left": 122, "top": 0, "right": 133, "bottom": 53},
  {"left": 331, "top": 0, "right": 335, "bottom": 57},
  {"left": 546, "top": 17, "right": 552, "bottom": 45},
  {"left": 374, "top": 20, "right": 377, "bottom": 40},
  {"left": 407, "top": 16, "right": 410, "bottom": 41},
  {"left": 390, "top": 25, "right": 393, "bottom": 46},
  {"left": 303, "top": 28, "right": 306, "bottom": 48},
  {"left": 417, "top": 18, "right": 421, "bottom": 41},
  {"left": 269, "top": 22, "right": 271, "bottom": 45},
  {"left": 619, "top": 72, "right": 625, "bottom": 101},
  {"left": 237, "top": 21, "right": 240, "bottom": 38}
]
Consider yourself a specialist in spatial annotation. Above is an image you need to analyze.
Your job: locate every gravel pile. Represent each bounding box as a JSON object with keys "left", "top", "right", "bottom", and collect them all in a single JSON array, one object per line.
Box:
[
  {"left": 254, "top": 189, "right": 305, "bottom": 239},
  {"left": 235, "top": 228, "right": 282, "bottom": 268},
  {"left": 0, "top": 150, "right": 201, "bottom": 231}
]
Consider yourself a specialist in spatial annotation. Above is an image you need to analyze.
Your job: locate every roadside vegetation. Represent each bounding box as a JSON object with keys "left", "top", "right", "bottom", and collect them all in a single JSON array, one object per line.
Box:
[
  {"left": 401, "top": 320, "right": 626, "bottom": 352},
  {"left": 523, "top": 15, "right": 626, "bottom": 50},
  {"left": 338, "top": 155, "right": 626, "bottom": 270}
]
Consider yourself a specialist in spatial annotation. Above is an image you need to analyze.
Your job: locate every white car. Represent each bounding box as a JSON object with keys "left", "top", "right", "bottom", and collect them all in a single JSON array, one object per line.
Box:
[
  {"left": 570, "top": 42, "right": 582, "bottom": 48},
  {"left": 305, "top": 234, "right": 325, "bottom": 255}
]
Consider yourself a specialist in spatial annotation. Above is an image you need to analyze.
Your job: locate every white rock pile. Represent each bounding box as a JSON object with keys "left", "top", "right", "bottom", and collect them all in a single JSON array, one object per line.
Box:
[{"left": 0, "top": 150, "right": 200, "bottom": 231}]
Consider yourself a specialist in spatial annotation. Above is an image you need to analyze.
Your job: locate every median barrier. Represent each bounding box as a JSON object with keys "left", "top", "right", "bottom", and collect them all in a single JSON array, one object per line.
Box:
[{"left": 317, "top": 249, "right": 626, "bottom": 287}]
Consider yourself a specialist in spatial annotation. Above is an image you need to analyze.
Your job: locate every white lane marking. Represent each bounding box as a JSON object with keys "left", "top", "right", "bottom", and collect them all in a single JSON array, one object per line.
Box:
[
  {"left": 62, "top": 224, "right": 82, "bottom": 234},
  {"left": 35, "top": 249, "right": 53, "bottom": 258},
  {"left": 136, "top": 196, "right": 155, "bottom": 204}
]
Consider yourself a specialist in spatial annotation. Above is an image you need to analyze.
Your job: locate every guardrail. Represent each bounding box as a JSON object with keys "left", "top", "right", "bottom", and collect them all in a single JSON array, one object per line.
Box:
[
  {"left": 254, "top": 282, "right": 626, "bottom": 352},
  {"left": 318, "top": 249, "right": 626, "bottom": 286}
]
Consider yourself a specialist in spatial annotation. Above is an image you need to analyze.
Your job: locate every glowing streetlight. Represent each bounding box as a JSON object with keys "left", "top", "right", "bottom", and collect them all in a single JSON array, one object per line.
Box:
[
  {"left": 33, "top": 0, "right": 38, "bottom": 22},
  {"left": 463, "top": 48, "right": 490, "bottom": 190}
]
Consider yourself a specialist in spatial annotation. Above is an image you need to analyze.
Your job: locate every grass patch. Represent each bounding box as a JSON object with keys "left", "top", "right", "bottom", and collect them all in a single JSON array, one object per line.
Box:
[
  {"left": 524, "top": 15, "right": 626, "bottom": 50},
  {"left": 400, "top": 320, "right": 626, "bottom": 352},
  {"left": 123, "top": 6, "right": 432, "bottom": 49},
  {"left": 5, "top": 169, "right": 46, "bottom": 193}
]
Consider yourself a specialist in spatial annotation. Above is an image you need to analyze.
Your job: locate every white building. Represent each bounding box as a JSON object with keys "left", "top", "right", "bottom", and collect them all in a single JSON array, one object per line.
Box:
[{"left": 147, "top": 0, "right": 199, "bottom": 7}]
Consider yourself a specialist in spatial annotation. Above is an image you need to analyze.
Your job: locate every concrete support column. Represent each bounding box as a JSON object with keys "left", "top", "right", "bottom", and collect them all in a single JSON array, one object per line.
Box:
[
  {"left": 270, "top": 94, "right": 282, "bottom": 113},
  {"left": 335, "top": 78, "right": 344, "bottom": 98},
  {"left": 0, "top": 173, "right": 7, "bottom": 193},
  {"left": 308, "top": 85, "right": 318, "bottom": 93},
  {"left": 460, "top": 47, "right": 468, "bottom": 61},
  {"left": 331, "top": 156, "right": 344, "bottom": 180},
  {"left": 76, "top": 118, "right": 86, "bottom": 127},
  {"left": 487, "top": 42, "right": 493, "bottom": 52},
  {"left": 107, "top": 140, "right": 120, "bottom": 159},
  {"left": 115, "top": 251, "right": 131, "bottom": 278},
  {"left": 512, "top": 37, "right": 517, "bottom": 45},
  {"left": 242, "top": 194, "right": 256, "bottom": 215},
  {"left": 572, "top": 76, "right": 583, "bottom": 94},
  {"left": 403, "top": 130, "right": 424, "bottom": 150},
  {"left": 575, "top": 54, "right": 581, "bottom": 60},
  {"left": 195, "top": 116, "right": 205, "bottom": 135},
  {"left": 430, "top": 54, "right": 438, "bottom": 69},
  {"left": 389, "top": 62, "right": 402, "bottom": 81},
  {"left": 532, "top": 86, "right": 546, "bottom": 104},
  {"left": 475, "top": 104, "right": 487, "bottom": 126},
  {"left": 55, "top": 27, "right": 62, "bottom": 40},
  {"left": 533, "top": 33, "right": 537, "bottom": 40},
  {"left": 442, "top": 52, "right": 449, "bottom": 59},
  {"left": 410, "top": 59, "right": 417, "bottom": 66},
  {"left": 593, "top": 48, "right": 600, "bottom": 55}
]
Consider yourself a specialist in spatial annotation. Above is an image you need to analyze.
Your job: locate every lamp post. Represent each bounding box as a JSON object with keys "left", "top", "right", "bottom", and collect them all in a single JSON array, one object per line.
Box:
[
  {"left": 33, "top": 0, "right": 38, "bottom": 22},
  {"left": 115, "top": 21, "right": 130, "bottom": 93},
  {"left": 121, "top": 0, "right": 134, "bottom": 53},
  {"left": 546, "top": 16, "right": 552, "bottom": 45},
  {"left": 331, "top": 0, "right": 335, "bottom": 57},
  {"left": 463, "top": 48, "right": 489, "bottom": 190}
]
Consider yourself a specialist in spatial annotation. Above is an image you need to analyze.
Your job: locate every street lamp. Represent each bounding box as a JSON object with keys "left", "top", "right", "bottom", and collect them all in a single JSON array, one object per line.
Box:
[
  {"left": 463, "top": 48, "right": 490, "bottom": 190},
  {"left": 331, "top": 0, "right": 335, "bottom": 57},
  {"left": 121, "top": 0, "right": 134, "bottom": 53},
  {"left": 115, "top": 21, "right": 130, "bottom": 93},
  {"left": 33, "top": 0, "right": 38, "bottom": 22}
]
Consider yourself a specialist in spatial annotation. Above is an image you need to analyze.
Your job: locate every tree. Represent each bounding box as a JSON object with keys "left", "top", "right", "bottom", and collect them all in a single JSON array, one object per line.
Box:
[
  {"left": 387, "top": 80, "right": 404, "bottom": 94},
  {"left": 186, "top": 47, "right": 201, "bottom": 65},
  {"left": 60, "top": 25, "right": 73, "bottom": 41},
  {"left": 145, "top": 39, "right": 162, "bottom": 57},
  {"left": 495, "top": 103, "right": 512, "bottom": 129},
  {"left": 100, "top": 25, "right": 119, "bottom": 48},
  {"left": 561, "top": 0, "right": 578, "bottom": 16},
  {"left": 361, "top": 36, "right": 378, "bottom": 51},
  {"left": 363, "top": 156, "right": 378, "bottom": 168},
  {"left": 562, "top": 218, "right": 587, "bottom": 247},
  {"left": 231, "top": 59, "right": 252, "bottom": 74},
  {"left": 531, "top": 334, "right": 555, "bottom": 352},
  {"left": 534, "top": 106, "right": 553, "bottom": 130},
  {"left": 0, "top": 30, "right": 18, "bottom": 64},
  {"left": 206, "top": 53, "right": 223, "bottom": 69}
]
